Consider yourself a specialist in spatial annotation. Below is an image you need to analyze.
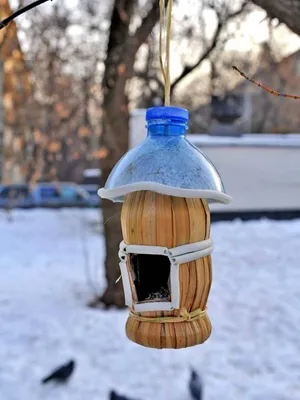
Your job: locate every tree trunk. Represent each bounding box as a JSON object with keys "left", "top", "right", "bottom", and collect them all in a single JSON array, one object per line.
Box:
[
  {"left": 99, "top": 0, "right": 138, "bottom": 308},
  {"left": 100, "top": 82, "right": 130, "bottom": 308},
  {"left": 99, "top": 0, "right": 160, "bottom": 308},
  {"left": 252, "top": 0, "right": 300, "bottom": 36}
]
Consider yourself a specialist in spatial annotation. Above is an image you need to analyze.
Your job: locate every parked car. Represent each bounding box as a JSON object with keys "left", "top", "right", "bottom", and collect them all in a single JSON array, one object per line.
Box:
[
  {"left": 79, "top": 184, "right": 100, "bottom": 207},
  {"left": 0, "top": 184, "right": 32, "bottom": 209},
  {"left": 0, "top": 182, "right": 92, "bottom": 208}
]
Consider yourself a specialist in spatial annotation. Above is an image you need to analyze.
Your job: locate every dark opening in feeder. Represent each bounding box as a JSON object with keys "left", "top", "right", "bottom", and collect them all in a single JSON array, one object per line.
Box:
[{"left": 130, "top": 254, "right": 171, "bottom": 303}]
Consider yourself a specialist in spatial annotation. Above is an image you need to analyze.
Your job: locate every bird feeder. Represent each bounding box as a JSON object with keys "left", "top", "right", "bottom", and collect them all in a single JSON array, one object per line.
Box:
[{"left": 99, "top": 106, "right": 231, "bottom": 349}]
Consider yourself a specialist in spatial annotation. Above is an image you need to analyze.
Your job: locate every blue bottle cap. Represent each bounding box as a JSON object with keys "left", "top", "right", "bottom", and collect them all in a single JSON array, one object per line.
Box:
[{"left": 146, "top": 106, "right": 189, "bottom": 123}]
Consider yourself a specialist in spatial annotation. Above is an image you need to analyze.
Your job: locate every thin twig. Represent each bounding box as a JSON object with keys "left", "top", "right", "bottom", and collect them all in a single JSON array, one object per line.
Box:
[
  {"left": 0, "top": 0, "right": 53, "bottom": 30},
  {"left": 103, "top": 212, "right": 121, "bottom": 226},
  {"left": 232, "top": 65, "right": 300, "bottom": 99}
]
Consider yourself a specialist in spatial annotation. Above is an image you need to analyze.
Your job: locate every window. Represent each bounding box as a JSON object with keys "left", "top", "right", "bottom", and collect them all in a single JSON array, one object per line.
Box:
[
  {"left": 61, "top": 186, "right": 79, "bottom": 200},
  {"left": 61, "top": 186, "right": 88, "bottom": 200},
  {"left": 0, "top": 186, "right": 29, "bottom": 200},
  {"left": 39, "top": 187, "right": 60, "bottom": 199},
  {"left": 85, "top": 187, "right": 98, "bottom": 196}
]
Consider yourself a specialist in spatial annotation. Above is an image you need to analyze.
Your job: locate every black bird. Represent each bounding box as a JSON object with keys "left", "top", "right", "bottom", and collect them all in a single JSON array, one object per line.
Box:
[
  {"left": 41, "top": 359, "right": 75, "bottom": 384},
  {"left": 189, "top": 368, "right": 203, "bottom": 400},
  {"left": 109, "top": 390, "right": 139, "bottom": 400}
]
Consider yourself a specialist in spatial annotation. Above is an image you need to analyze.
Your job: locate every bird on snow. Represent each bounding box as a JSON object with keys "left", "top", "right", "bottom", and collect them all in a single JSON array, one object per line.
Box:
[
  {"left": 189, "top": 368, "right": 203, "bottom": 400},
  {"left": 109, "top": 389, "right": 139, "bottom": 400},
  {"left": 41, "top": 359, "right": 75, "bottom": 384}
]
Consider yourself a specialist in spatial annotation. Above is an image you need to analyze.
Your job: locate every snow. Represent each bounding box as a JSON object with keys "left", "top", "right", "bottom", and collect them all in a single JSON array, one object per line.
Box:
[
  {"left": 1, "top": 209, "right": 300, "bottom": 400},
  {"left": 188, "top": 133, "right": 300, "bottom": 148}
]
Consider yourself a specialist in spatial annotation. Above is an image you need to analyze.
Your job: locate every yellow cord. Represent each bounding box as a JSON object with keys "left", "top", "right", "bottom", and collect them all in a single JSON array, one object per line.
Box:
[
  {"left": 159, "top": 0, "right": 167, "bottom": 85},
  {"left": 159, "top": 0, "right": 173, "bottom": 106},
  {"left": 165, "top": 0, "right": 173, "bottom": 106},
  {"left": 129, "top": 307, "right": 207, "bottom": 323}
]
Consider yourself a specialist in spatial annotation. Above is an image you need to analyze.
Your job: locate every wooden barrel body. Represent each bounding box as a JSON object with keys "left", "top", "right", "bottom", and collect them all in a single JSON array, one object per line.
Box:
[{"left": 121, "top": 191, "right": 212, "bottom": 349}]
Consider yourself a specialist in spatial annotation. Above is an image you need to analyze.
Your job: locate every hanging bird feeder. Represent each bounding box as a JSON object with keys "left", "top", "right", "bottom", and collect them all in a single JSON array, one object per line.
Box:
[
  {"left": 99, "top": 106, "right": 231, "bottom": 349},
  {"left": 98, "top": 0, "right": 232, "bottom": 349}
]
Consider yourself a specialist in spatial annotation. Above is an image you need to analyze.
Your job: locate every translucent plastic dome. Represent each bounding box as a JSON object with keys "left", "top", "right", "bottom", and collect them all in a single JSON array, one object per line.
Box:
[{"left": 98, "top": 107, "right": 231, "bottom": 204}]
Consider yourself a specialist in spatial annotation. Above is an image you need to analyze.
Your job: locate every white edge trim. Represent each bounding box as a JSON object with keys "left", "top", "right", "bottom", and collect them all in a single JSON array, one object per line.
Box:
[
  {"left": 98, "top": 182, "right": 232, "bottom": 204},
  {"left": 171, "top": 263, "right": 180, "bottom": 309},
  {"left": 172, "top": 246, "right": 213, "bottom": 264},
  {"left": 125, "top": 244, "right": 167, "bottom": 256},
  {"left": 119, "top": 241, "right": 127, "bottom": 251},
  {"left": 169, "top": 238, "right": 213, "bottom": 257},
  {"left": 119, "top": 261, "right": 132, "bottom": 307},
  {"left": 134, "top": 302, "right": 174, "bottom": 312}
]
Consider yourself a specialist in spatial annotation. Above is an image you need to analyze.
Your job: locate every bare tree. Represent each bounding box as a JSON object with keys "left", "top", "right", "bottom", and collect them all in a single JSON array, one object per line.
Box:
[
  {"left": 19, "top": 1, "right": 105, "bottom": 183},
  {"left": 98, "top": 0, "right": 162, "bottom": 308},
  {"left": 134, "top": 0, "right": 250, "bottom": 106},
  {"left": 0, "top": 0, "right": 33, "bottom": 182},
  {"left": 252, "top": 0, "right": 300, "bottom": 36}
]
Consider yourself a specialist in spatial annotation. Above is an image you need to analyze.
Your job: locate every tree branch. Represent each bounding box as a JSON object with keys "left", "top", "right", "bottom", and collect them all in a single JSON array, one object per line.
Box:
[
  {"left": 0, "top": 0, "right": 53, "bottom": 30},
  {"left": 0, "top": 22, "right": 12, "bottom": 50},
  {"left": 251, "top": 0, "right": 300, "bottom": 36},
  {"left": 171, "top": 0, "right": 249, "bottom": 93},
  {"left": 127, "top": 0, "right": 161, "bottom": 58},
  {"left": 0, "top": 0, "right": 22, "bottom": 50},
  {"left": 171, "top": 20, "right": 223, "bottom": 93},
  {"left": 135, "top": 70, "right": 165, "bottom": 89}
]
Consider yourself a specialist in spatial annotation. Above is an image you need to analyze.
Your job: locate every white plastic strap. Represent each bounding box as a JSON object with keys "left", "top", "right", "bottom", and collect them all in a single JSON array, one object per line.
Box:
[
  {"left": 121, "top": 243, "right": 168, "bottom": 256},
  {"left": 171, "top": 245, "right": 214, "bottom": 264},
  {"left": 119, "top": 261, "right": 132, "bottom": 307},
  {"left": 119, "top": 238, "right": 213, "bottom": 264},
  {"left": 168, "top": 238, "right": 212, "bottom": 257}
]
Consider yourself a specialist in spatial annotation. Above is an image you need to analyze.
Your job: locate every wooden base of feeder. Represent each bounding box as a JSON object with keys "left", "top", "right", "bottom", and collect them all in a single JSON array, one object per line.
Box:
[
  {"left": 126, "top": 312, "right": 212, "bottom": 349},
  {"left": 121, "top": 191, "right": 212, "bottom": 350}
]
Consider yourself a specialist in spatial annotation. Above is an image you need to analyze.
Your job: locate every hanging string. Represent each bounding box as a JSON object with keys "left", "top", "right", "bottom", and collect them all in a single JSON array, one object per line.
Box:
[
  {"left": 159, "top": 0, "right": 173, "bottom": 106},
  {"left": 159, "top": 0, "right": 167, "bottom": 85}
]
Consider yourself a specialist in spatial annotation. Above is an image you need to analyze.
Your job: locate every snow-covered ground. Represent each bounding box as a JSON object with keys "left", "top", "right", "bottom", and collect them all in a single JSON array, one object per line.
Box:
[{"left": 1, "top": 209, "right": 300, "bottom": 400}]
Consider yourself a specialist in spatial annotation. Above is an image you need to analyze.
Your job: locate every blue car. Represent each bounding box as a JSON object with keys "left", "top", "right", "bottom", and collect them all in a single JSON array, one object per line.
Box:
[
  {"left": 0, "top": 182, "right": 91, "bottom": 208},
  {"left": 79, "top": 184, "right": 100, "bottom": 207}
]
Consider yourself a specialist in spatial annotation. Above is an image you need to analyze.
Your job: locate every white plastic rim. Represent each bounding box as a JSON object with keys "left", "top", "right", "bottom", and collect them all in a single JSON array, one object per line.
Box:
[
  {"left": 98, "top": 182, "right": 232, "bottom": 204},
  {"left": 119, "top": 239, "right": 213, "bottom": 312}
]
